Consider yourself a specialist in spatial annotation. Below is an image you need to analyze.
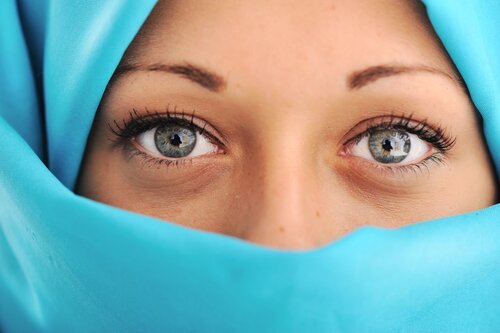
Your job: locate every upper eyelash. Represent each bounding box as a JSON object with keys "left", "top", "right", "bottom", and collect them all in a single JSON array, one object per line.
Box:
[
  {"left": 109, "top": 110, "right": 455, "bottom": 173},
  {"left": 108, "top": 108, "right": 223, "bottom": 167},
  {"left": 108, "top": 106, "right": 205, "bottom": 140},
  {"left": 348, "top": 113, "right": 456, "bottom": 153},
  {"left": 106, "top": 104, "right": 230, "bottom": 154}
]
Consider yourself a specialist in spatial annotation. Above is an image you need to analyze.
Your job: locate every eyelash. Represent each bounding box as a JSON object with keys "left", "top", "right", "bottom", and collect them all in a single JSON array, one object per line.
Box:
[
  {"left": 109, "top": 108, "right": 456, "bottom": 174},
  {"left": 344, "top": 114, "right": 456, "bottom": 175},
  {"left": 108, "top": 106, "right": 224, "bottom": 167}
]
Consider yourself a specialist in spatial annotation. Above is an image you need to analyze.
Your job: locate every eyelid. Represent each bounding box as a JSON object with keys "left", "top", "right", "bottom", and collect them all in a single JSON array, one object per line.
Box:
[{"left": 337, "top": 153, "right": 448, "bottom": 185}]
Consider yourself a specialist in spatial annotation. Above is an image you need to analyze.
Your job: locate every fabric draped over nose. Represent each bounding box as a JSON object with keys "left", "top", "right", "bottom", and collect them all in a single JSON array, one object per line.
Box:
[{"left": 0, "top": 0, "right": 499, "bottom": 332}]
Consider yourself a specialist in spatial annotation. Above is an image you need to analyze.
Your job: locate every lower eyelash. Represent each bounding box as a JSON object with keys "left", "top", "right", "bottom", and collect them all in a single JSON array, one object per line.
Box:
[
  {"left": 121, "top": 142, "right": 195, "bottom": 169},
  {"left": 374, "top": 153, "right": 448, "bottom": 177},
  {"left": 112, "top": 109, "right": 454, "bottom": 173}
]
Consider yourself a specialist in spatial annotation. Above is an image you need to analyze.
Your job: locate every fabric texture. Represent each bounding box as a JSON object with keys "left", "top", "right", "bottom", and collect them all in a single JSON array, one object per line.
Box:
[{"left": 0, "top": 0, "right": 499, "bottom": 332}]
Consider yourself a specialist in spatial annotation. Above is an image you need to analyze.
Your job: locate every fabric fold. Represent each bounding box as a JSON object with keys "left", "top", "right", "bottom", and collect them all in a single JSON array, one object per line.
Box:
[{"left": 1, "top": 0, "right": 499, "bottom": 332}]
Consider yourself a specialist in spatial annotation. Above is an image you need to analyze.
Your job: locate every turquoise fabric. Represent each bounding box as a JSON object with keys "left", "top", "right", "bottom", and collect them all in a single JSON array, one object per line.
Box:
[{"left": 0, "top": 0, "right": 498, "bottom": 332}]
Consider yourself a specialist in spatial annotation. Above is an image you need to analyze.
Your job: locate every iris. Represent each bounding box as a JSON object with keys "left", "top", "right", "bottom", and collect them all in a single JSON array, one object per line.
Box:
[
  {"left": 368, "top": 129, "right": 411, "bottom": 163},
  {"left": 154, "top": 124, "right": 197, "bottom": 158}
]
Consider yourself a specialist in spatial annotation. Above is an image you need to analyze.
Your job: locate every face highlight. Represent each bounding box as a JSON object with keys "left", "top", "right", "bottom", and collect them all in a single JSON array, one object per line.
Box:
[{"left": 77, "top": 0, "right": 497, "bottom": 249}]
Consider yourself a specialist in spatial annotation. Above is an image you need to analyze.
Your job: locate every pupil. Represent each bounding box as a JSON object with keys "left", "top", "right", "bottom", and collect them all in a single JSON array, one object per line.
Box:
[
  {"left": 382, "top": 139, "right": 393, "bottom": 151},
  {"left": 169, "top": 134, "right": 182, "bottom": 147}
]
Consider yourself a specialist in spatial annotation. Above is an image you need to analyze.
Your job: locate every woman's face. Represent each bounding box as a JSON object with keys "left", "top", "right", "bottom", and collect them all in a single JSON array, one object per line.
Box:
[{"left": 77, "top": 0, "right": 497, "bottom": 249}]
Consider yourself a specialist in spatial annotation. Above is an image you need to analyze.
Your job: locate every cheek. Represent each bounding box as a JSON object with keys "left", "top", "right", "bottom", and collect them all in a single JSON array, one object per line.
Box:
[
  {"left": 76, "top": 99, "right": 496, "bottom": 240},
  {"left": 77, "top": 141, "right": 239, "bottom": 232},
  {"left": 447, "top": 152, "right": 497, "bottom": 210},
  {"left": 77, "top": 139, "right": 495, "bottom": 237},
  {"left": 331, "top": 152, "right": 493, "bottom": 226}
]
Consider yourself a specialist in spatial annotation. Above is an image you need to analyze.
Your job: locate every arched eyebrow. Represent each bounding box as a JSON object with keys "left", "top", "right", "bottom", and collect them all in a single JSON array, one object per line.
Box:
[
  {"left": 112, "top": 62, "right": 465, "bottom": 94},
  {"left": 347, "top": 64, "right": 466, "bottom": 91},
  {"left": 113, "top": 62, "right": 227, "bottom": 92}
]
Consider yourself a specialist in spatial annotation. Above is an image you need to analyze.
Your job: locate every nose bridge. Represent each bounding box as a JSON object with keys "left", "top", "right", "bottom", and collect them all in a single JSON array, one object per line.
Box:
[
  {"left": 264, "top": 145, "right": 313, "bottom": 220},
  {"left": 240, "top": 119, "right": 328, "bottom": 249}
]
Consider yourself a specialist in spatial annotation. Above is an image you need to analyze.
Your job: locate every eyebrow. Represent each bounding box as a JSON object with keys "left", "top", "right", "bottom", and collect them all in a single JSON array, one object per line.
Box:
[
  {"left": 113, "top": 62, "right": 227, "bottom": 92},
  {"left": 347, "top": 64, "right": 465, "bottom": 91},
  {"left": 113, "top": 62, "right": 465, "bottom": 94}
]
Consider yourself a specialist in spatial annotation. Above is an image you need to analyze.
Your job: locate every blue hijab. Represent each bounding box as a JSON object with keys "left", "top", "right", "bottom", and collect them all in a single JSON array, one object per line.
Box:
[{"left": 1, "top": 1, "right": 499, "bottom": 332}]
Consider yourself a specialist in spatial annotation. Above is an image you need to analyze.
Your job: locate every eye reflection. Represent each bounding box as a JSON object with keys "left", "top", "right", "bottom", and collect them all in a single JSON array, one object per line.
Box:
[{"left": 369, "top": 129, "right": 411, "bottom": 163}]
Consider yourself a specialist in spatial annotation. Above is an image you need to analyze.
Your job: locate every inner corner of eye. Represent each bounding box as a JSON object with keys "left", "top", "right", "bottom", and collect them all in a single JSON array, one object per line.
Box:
[{"left": 338, "top": 143, "right": 352, "bottom": 156}]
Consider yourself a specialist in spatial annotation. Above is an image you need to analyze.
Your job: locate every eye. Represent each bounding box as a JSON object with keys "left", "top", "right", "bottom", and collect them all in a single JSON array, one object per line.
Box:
[
  {"left": 136, "top": 121, "right": 218, "bottom": 159},
  {"left": 350, "top": 128, "right": 432, "bottom": 165}
]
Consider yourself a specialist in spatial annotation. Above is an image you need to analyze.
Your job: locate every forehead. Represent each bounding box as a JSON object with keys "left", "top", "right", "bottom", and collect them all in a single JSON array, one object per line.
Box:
[
  {"left": 123, "top": 0, "right": 453, "bottom": 97},
  {"left": 129, "top": 0, "right": 435, "bottom": 57}
]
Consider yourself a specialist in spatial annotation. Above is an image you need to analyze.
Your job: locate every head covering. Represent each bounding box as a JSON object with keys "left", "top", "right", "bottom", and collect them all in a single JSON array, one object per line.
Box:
[{"left": 1, "top": 0, "right": 498, "bottom": 332}]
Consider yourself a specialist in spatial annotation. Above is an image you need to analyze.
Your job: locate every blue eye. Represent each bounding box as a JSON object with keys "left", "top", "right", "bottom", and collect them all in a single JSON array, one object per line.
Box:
[
  {"left": 154, "top": 124, "right": 197, "bottom": 158},
  {"left": 350, "top": 128, "right": 432, "bottom": 165},
  {"left": 136, "top": 121, "right": 218, "bottom": 159},
  {"left": 368, "top": 129, "right": 411, "bottom": 163}
]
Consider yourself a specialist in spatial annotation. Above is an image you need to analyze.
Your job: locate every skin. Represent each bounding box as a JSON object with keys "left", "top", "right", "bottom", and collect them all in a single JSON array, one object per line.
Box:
[{"left": 77, "top": 0, "right": 497, "bottom": 250}]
